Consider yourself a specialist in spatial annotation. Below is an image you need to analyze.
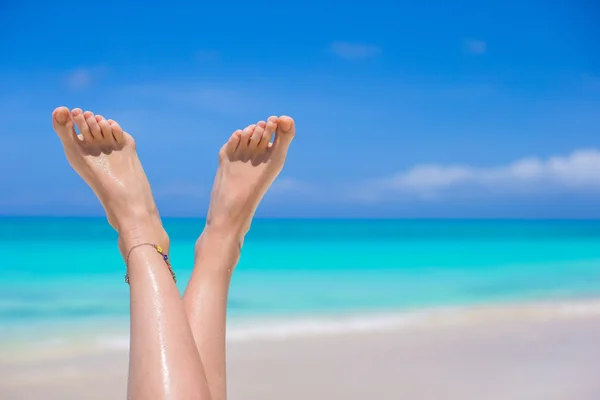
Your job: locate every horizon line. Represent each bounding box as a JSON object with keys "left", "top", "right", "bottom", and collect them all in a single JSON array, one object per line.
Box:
[{"left": 1, "top": 215, "right": 600, "bottom": 222}]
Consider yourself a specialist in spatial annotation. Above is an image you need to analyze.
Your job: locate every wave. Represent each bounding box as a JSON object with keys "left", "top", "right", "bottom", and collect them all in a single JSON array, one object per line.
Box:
[{"left": 89, "top": 298, "right": 600, "bottom": 351}]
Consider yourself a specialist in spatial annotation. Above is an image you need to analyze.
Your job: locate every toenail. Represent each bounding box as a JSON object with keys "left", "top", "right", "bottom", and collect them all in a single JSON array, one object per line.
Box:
[
  {"left": 84, "top": 111, "right": 93, "bottom": 118},
  {"left": 72, "top": 109, "right": 82, "bottom": 117},
  {"left": 55, "top": 112, "right": 67, "bottom": 124}
]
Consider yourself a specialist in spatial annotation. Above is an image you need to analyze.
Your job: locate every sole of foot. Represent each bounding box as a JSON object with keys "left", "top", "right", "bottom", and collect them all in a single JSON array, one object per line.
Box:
[
  {"left": 51, "top": 106, "right": 168, "bottom": 251},
  {"left": 204, "top": 115, "right": 296, "bottom": 244}
]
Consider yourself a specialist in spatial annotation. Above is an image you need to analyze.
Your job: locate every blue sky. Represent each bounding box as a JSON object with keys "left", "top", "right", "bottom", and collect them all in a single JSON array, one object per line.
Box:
[{"left": 1, "top": 0, "right": 599, "bottom": 218}]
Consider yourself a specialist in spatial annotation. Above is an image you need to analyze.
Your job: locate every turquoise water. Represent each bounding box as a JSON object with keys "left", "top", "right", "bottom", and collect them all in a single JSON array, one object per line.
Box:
[{"left": 1, "top": 218, "right": 600, "bottom": 342}]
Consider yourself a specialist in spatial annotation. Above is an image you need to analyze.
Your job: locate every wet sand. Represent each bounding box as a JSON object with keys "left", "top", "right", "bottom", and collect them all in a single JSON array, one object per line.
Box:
[{"left": 1, "top": 302, "right": 600, "bottom": 400}]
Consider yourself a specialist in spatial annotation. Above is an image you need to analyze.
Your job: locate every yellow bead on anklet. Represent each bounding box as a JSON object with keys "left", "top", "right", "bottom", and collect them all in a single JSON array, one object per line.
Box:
[{"left": 124, "top": 243, "right": 176, "bottom": 284}]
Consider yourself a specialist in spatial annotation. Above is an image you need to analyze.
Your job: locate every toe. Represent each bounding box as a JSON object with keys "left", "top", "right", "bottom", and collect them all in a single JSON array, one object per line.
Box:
[
  {"left": 51, "top": 107, "right": 78, "bottom": 142},
  {"left": 107, "top": 119, "right": 125, "bottom": 145},
  {"left": 235, "top": 124, "right": 255, "bottom": 158},
  {"left": 272, "top": 115, "right": 295, "bottom": 155},
  {"left": 277, "top": 116, "right": 295, "bottom": 135},
  {"left": 72, "top": 108, "right": 95, "bottom": 143},
  {"left": 259, "top": 116, "right": 278, "bottom": 151},
  {"left": 96, "top": 115, "right": 115, "bottom": 145},
  {"left": 238, "top": 124, "right": 255, "bottom": 150},
  {"left": 85, "top": 111, "right": 104, "bottom": 142},
  {"left": 226, "top": 130, "right": 242, "bottom": 155},
  {"left": 249, "top": 121, "right": 265, "bottom": 152}
]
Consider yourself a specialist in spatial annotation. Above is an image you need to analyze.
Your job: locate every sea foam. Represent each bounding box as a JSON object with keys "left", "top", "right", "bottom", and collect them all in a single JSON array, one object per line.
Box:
[{"left": 92, "top": 299, "right": 600, "bottom": 350}]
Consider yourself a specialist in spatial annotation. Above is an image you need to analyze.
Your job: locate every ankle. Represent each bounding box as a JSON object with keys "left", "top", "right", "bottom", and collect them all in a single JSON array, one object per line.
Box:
[
  {"left": 204, "top": 217, "right": 243, "bottom": 243},
  {"left": 195, "top": 226, "right": 242, "bottom": 255},
  {"left": 117, "top": 221, "right": 170, "bottom": 258},
  {"left": 204, "top": 207, "right": 257, "bottom": 242}
]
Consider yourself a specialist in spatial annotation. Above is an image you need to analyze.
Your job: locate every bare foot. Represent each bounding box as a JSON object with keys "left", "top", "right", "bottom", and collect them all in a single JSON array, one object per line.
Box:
[
  {"left": 205, "top": 116, "right": 296, "bottom": 242},
  {"left": 51, "top": 106, "right": 168, "bottom": 251}
]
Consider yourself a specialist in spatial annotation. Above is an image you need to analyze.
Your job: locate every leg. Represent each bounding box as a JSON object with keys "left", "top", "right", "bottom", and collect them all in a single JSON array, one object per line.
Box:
[
  {"left": 51, "top": 107, "right": 211, "bottom": 400},
  {"left": 183, "top": 116, "right": 296, "bottom": 400}
]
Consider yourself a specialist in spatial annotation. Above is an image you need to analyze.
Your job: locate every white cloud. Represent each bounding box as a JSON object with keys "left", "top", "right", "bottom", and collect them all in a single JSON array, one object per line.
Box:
[
  {"left": 270, "top": 177, "right": 312, "bottom": 193},
  {"left": 260, "top": 177, "right": 340, "bottom": 204},
  {"left": 463, "top": 39, "right": 487, "bottom": 55},
  {"left": 369, "top": 149, "right": 600, "bottom": 200},
  {"left": 330, "top": 41, "right": 382, "bottom": 60},
  {"left": 66, "top": 67, "right": 108, "bottom": 90},
  {"left": 120, "top": 83, "right": 253, "bottom": 115},
  {"left": 67, "top": 69, "right": 92, "bottom": 89}
]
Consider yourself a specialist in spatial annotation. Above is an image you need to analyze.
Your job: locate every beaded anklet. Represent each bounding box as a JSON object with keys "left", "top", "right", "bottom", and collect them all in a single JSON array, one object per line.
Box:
[{"left": 125, "top": 243, "right": 176, "bottom": 284}]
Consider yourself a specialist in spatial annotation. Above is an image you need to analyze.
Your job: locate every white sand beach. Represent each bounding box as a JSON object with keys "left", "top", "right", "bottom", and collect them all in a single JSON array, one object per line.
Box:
[{"left": 2, "top": 300, "right": 600, "bottom": 400}]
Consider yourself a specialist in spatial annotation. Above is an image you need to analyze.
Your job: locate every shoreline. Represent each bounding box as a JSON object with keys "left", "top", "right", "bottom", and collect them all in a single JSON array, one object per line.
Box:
[
  {"left": 3, "top": 296, "right": 600, "bottom": 362},
  {"left": 2, "top": 297, "right": 600, "bottom": 399}
]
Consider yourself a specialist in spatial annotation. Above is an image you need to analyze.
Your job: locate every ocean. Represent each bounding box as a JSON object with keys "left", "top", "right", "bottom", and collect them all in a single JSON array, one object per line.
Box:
[{"left": 1, "top": 218, "right": 600, "bottom": 349}]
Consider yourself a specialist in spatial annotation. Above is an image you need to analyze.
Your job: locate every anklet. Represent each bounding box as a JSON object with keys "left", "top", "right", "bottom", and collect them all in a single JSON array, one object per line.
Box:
[{"left": 125, "top": 243, "right": 176, "bottom": 284}]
